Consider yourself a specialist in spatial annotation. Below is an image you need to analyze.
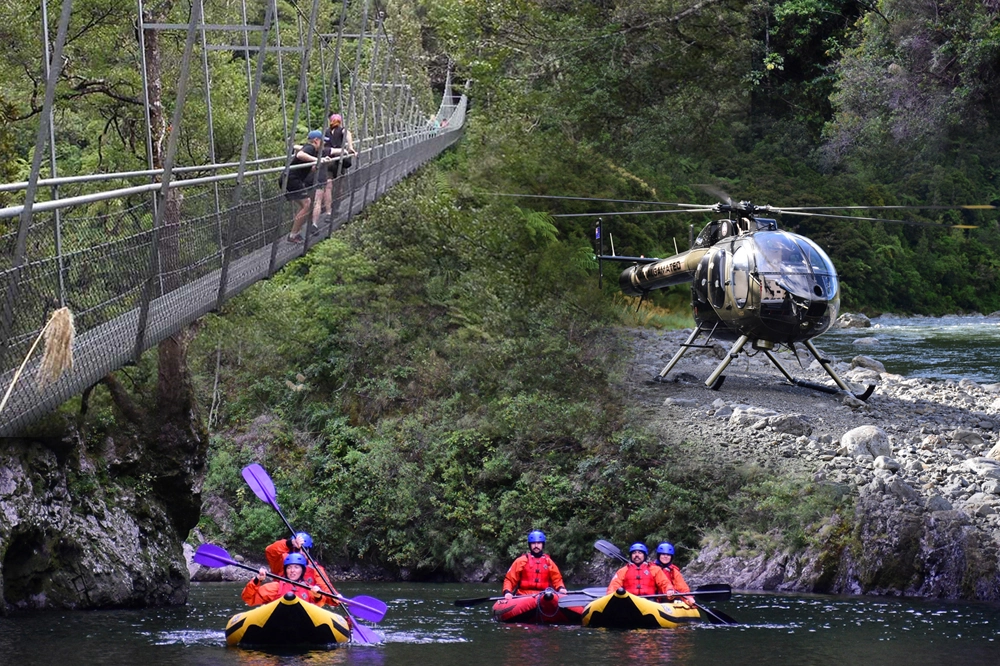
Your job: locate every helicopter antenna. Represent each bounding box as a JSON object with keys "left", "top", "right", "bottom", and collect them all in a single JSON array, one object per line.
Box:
[{"left": 596, "top": 218, "right": 603, "bottom": 290}]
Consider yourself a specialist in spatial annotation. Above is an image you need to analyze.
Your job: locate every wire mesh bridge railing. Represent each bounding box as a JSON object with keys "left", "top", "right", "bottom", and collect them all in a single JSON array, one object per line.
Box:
[{"left": 0, "top": 0, "right": 467, "bottom": 435}]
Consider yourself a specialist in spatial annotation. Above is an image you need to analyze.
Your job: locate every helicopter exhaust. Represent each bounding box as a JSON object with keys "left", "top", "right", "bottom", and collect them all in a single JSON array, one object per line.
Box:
[{"left": 619, "top": 248, "right": 709, "bottom": 296}]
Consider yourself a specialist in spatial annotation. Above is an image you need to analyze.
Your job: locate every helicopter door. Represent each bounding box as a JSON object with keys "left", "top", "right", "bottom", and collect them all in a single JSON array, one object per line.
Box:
[
  {"left": 731, "top": 245, "right": 750, "bottom": 308},
  {"left": 707, "top": 248, "right": 727, "bottom": 309},
  {"left": 693, "top": 252, "right": 711, "bottom": 303}
]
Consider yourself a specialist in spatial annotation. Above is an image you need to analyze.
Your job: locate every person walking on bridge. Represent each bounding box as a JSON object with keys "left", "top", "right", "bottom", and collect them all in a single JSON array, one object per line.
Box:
[
  {"left": 502, "top": 530, "right": 568, "bottom": 599},
  {"left": 313, "top": 113, "right": 356, "bottom": 225},
  {"left": 284, "top": 129, "right": 324, "bottom": 243}
]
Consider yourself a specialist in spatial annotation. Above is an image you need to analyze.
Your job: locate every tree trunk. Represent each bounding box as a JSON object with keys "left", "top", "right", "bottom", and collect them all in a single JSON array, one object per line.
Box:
[{"left": 141, "top": 2, "right": 207, "bottom": 536}]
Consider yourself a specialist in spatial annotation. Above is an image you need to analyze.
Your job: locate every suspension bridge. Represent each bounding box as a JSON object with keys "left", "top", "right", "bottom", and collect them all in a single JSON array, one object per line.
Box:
[{"left": 0, "top": 0, "right": 466, "bottom": 435}]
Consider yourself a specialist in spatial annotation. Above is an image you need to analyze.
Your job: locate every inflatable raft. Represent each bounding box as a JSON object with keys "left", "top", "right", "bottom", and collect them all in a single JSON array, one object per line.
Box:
[
  {"left": 582, "top": 589, "right": 701, "bottom": 629},
  {"left": 492, "top": 590, "right": 584, "bottom": 625},
  {"left": 225, "top": 592, "right": 351, "bottom": 647}
]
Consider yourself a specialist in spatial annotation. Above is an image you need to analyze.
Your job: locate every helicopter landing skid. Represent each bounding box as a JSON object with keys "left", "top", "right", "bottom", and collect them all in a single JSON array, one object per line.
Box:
[
  {"left": 762, "top": 343, "right": 875, "bottom": 402},
  {"left": 654, "top": 321, "right": 722, "bottom": 382},
  {"left": 697, "top": 336, "right": 876, "bottom": 401}
]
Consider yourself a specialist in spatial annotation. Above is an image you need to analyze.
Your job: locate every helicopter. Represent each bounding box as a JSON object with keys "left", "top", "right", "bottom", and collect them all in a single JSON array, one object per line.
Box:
[{"left": 513, "top": 192, "right": 993, "bottom": 401}]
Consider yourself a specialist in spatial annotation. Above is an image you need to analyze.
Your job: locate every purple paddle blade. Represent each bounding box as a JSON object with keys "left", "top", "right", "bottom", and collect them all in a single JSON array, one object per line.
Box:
[
  {"left": 242, "top": 463, "right": 277, "bottom": 506},
  {"left": 350, "top": 620, "right": 381, "bottom": 644},
  {"left": 337, "top": 595, "right": 387, "bottom": 622},
  {"left": 193, "top": 543, "right": 235, "bottom": 568}
]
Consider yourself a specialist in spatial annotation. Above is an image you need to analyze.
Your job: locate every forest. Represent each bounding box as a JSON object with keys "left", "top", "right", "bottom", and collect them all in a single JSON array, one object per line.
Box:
[{"left": 4, "top": 1, "right": 1000, "bottom": 580}]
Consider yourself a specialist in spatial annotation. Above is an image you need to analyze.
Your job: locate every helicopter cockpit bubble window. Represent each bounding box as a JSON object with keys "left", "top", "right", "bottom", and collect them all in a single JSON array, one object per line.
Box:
[
  {"left": 755, "top": 231, "right": 838, "bottom": 301},
  {"left": 731, "top": 245, "right": 751, "bottom": 308},
  {"left": 804, "top": 240, "right": 839, "bottom": 297}
]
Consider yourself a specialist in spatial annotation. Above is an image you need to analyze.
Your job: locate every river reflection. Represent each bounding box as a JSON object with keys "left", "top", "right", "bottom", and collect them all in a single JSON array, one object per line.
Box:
[{"left": 2, "top": 582, "right": 1000, "bottom": 665}]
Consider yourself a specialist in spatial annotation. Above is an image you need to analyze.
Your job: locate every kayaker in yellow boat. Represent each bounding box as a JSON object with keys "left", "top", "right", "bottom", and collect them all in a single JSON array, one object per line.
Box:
[
  {"left": 264, "top": 532, "right": 340, "bottom": 605},
  {"left": 650, "top": 542, "right": 695, "bottom": 606},
  {"left": 502, "top": 530, "right": 569, "bottom": 598},
  {"left": 606, "top": 543, "right": 673, "bottom": 598},
  {"left": 241, "top": 552, "right": 333, "bottom": 607}
]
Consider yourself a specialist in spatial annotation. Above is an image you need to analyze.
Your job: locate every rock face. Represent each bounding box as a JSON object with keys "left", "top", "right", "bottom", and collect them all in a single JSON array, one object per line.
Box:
[
  {"left": 686, "top": 488, "right": 1000, "bottom": 599},
  {"left": 0, "top": 419, "right": 206, "bottom": 611}
]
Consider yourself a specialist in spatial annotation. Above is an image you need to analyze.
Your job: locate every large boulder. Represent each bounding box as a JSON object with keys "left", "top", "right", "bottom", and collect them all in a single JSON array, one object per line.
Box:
[
  {"left": 987, "top": 442, "right": 1000, "bottom": 461},
  {"left": 836, "top": 312, "right": 871, "bottom": 328},
  {"left": 766, "top": 414, "right": 813, "bottom": 436},
  {"left": 952, "top": 429, "right": 985, "bottom": 449},
  {"left": 841, "top": 425, "right": 892, "bottom": 458},
  {"left": 729, "top": 406, "right": 779, "bottom": 428},
  {"left": 851, "top": 356, "right": 886, "bottom": 373},
  {"left": 962, "top": 458, "right": 1000, "bottom": 480}
]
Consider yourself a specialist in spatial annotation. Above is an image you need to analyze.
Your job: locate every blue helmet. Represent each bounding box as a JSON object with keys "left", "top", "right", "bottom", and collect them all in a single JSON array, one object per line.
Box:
[
  {"left": 295, "top": 532, "right": 313, "bottom": 548},
  {"left": 307, "top": 129, "right": 323, "bottom": 140},
  {"left": 656, "top": 542, "right": 675, "bottom": 556},
  {"left": 283, "top": 552, "right": 308, "bottom": 568},
  {"left": 629, "top": 543, "right": 648, "bottom": 555},
  {"left": 527, "top": 530, "right": 546, "bottom": 544}
]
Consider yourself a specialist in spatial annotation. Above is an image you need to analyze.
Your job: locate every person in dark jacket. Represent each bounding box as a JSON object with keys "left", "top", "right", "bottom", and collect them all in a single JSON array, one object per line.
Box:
[
  {"left": 313, "top": 113, "right": 357, "bottom": 225},
  {"left": 284, "top": 129, "right": 324, "bottom": 243}
]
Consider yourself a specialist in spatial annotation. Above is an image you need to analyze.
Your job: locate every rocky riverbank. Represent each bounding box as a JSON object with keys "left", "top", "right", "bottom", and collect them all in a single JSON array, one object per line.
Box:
[{"left": 623, "top": 320, "right": 1000, "bottom": 600}]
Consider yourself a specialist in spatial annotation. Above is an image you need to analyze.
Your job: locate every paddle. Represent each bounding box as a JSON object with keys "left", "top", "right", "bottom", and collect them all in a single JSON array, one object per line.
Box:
[
  {"left": 593, "top": 539, "right": 738, "bottom": 625},
  {"left": 241, "top": 464, "right": 382, "bottom": 644},
  {"left": 454, "top": 594, "right": 534, "bottom": 607},
  {"left": 454, "top": 587, "right": 606, "bottom": 607},
  {"left": 558, "top": 585, "right": 731, "bottom": 607},
  {"left": 193, "top": 544, "right": 387, "bottom": 622}
]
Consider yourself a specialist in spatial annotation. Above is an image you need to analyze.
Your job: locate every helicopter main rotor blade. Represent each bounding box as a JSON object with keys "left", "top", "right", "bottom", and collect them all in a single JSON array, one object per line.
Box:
[
  {"left": 489, "top": 193, "right": 714, "bottom": 208},
  {"left": 773, "top": 209, "right": 978, "bottom": 229},
  {"left": 551, "top": 208, "right": 716, "bottom": 218},
  {"left": 776, "top": 204, "right": 996, "bottom": 211}
]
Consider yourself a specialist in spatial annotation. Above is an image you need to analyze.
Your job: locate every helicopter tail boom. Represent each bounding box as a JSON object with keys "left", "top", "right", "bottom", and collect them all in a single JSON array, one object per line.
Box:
[{"left": 620, "top": 248, "right": 709, "bottom": 296}]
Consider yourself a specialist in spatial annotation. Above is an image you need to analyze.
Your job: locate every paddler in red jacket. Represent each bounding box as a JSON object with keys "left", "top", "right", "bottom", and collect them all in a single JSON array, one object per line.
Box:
[
  {"left": 502, "top": 530, "right": 569, "bottom": 598},
  {"left": 650, "top": 542, "right": 695, "bottom": 606},
  {"left": 606, "top": 543, "right": 671, "bottom": 597},
  {"left": 241, "top": 552, "right": 332, "bottom": 606},
  {"left": 264, "top": 532, "right": 340, "bottom": 605}
]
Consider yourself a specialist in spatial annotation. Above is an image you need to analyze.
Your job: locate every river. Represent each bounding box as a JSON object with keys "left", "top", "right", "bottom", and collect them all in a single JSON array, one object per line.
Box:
[
  {"left": 815, "top": 313, "right": 1000, "bottom": 384},
  {"left": 2, "top": 582, "right": 1000, "bottom": 665}
]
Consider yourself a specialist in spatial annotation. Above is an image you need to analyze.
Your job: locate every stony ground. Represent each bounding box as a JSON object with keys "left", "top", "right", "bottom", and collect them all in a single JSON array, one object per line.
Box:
[{"left": 622, "top": 322, "right": 1000, "bottom": 533}]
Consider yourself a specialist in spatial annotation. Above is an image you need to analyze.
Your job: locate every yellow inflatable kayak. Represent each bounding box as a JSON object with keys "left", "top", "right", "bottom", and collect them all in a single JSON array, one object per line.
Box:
[
  {"left": 225, "top": 592, "right": 351, "bottom": 647},
  {"left": 582, "top": 589, "right": 702, "bottom": 629}
]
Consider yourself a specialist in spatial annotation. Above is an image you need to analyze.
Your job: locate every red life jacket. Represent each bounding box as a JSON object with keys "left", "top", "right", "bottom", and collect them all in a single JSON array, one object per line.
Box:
[
  {"left": 276, "top": 580, "right": 318, "bottom": 603},
  {"left": 621, "top": 563, "right": 659, "bottom": 596},
  {"left": 516, "top": 553, "right": 559, "bottom": 593}
]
